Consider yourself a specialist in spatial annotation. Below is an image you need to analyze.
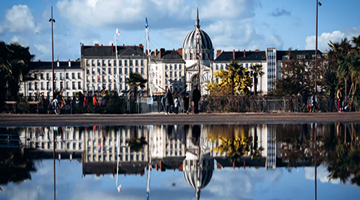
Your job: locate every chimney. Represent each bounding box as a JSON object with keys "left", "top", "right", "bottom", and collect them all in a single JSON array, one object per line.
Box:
[
  {"left": 233, "top": 49, "right": 235, "bottom": 60},
  {"left": 216, "top": 162, "right": 222, "bottom": 169},
  {"left": 139, "top": 44, "right": 144, "bottom": 51},
  {"left": 154, "top": 49, "right": 157, "bottom": 56},
  {"left": 255, "top": 49, "right": 259, "bottom": 51},
  {"left": 101, "top": 44, "right": 103, "bottom": 46},
  {"left": 216, "top": 49, "right": 222, "bottom": 58},
  {"left": 57, "top": 60, "right": 59, "bottom": 67},
  {"left": 95, "top": 43, "right": 99, "bottom": 47},
  {"left": 68, "top": 59, "right": 71, "bottom": 67},
  {"left": 159, "top": 48, "right": 165, "bottom": 59},
  {"left": 176, "top": 48, "right": 183, "bottom": 57},
  {"left": 243, "top": 49, "right": 246, "bottom": 57}
]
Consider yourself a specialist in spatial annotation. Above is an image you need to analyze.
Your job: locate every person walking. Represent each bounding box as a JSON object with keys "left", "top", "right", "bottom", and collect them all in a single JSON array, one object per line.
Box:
[
  {"left": 174, "top": 96, "right": 180, "bottom": 114},
  {"left": 337, "top": 86, "right": 343, "bottom": 112},
  {"left": 183, "top": 93, "right": 190, "bottom": 114},
  {"left": 165, "top": 88, "right": 173, "bottom": 115},
  {"left": 192, "top": 85, "right": 201, "bottom": 114},
  {"left": 160, "top": 95, "right": 166, "bottom": 112},
  {"left": 301, "top": 89, "right": 308, "bottom": 112}
]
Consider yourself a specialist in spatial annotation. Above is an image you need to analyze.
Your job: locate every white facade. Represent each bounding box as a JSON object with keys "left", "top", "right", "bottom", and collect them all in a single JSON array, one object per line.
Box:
[
  {"left": 19, "top": 61, "right": 83, "bottom": 99},
  {"left": 149, "top": 50, "right": 186, "bottom": 94}
]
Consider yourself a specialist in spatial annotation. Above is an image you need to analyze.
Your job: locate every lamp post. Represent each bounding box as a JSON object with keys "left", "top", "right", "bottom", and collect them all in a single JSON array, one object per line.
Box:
[
  {"left": 49, "top": 7, "right": 56, "bottom": 200},
  {"left": 49, "top": 6, "right": 55, "bottom": 100},
  {"left": 314, "top": 1, "right": 321, "bottom": 95},
  {"left": 314, "top": 3, "right": 321, "bottom": 200}
]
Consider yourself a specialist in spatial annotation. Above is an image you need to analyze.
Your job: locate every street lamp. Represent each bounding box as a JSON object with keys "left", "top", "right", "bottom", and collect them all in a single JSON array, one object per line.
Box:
[
  {"left": 49, "top": 6, "right": 56, "bottom": 100},
  {"left": 314, "top": 3, "right": 321, "bottom": 200},
  {"left": 314, "top": 1, "right": 321, "bottom": 95}
]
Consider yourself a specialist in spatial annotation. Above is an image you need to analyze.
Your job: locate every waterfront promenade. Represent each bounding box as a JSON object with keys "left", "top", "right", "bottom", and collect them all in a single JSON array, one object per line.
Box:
[{"left": 0, "top": 112, "right": 360, "bottom": 127}]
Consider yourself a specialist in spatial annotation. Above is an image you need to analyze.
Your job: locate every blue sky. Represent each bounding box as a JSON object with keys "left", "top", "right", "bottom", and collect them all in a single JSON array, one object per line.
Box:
[
  {"left": 0, "top": 0, "right": 360, "bottom": 61},
  {"left": 0, "top": 160, "right": 359, "bottom": 200}
]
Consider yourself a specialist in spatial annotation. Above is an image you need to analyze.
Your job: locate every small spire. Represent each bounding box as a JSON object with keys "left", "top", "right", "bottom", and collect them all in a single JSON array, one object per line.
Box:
[{"left": 195, "top": 3, "right": 200, "bottom": 29}]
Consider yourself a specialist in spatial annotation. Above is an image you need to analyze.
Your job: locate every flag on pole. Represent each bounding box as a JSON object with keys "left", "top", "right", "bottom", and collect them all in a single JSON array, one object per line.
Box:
[
  {"left": 116, "top": 28, "right": 120, "bottom": 36},
  {"left": 117, "top": 185, "right": 122, "bottom": 192},
  {"left": 145, "top": 17, "right": 148, "bottom": 29}
]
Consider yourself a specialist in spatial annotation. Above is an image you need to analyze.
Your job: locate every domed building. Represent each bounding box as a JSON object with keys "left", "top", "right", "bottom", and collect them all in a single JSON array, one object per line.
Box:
[
  {"left": 183, "top": 5, "right": 214, "bottom": 95},
  {"left": 183, "top": 125, "right": 215, "bottom": 200}
]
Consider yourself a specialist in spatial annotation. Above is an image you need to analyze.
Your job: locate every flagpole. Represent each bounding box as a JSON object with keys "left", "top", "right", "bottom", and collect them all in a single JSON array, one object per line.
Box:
[
  {"left": 115, "top": 33, "right": 120, "bottom": 96},
  {"left": 145, "top": 18, "right": 152, "bottom": 98}
]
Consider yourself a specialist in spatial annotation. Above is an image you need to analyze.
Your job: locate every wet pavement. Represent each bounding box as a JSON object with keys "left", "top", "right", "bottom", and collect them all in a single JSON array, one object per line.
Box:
[{"left": 0, "top": 112, "right": 360, "bottom": 126}]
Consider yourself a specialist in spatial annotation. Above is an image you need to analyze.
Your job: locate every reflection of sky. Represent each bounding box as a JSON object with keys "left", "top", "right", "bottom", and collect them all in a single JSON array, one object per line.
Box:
[{"left": 1, "top": 161, "right": 359, "bottom": 200}]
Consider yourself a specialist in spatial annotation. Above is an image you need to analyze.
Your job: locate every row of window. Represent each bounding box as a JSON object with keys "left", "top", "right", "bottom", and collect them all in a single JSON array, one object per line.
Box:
[
  {"left": 27, "top": 142, "right": 82, "bottom": 150},
  {"left": 87, "top": 83, "right": 128, "bottom": 91},
  {"left": 164, "top": 64, "right": 182, "bottom": 70},
  {"left": 86, "top": 67, "right": 144, "bottom": 75},
  {"left": 165, "top": 71, "right": 182, "bottom": 78},
  {"left": 35, "top": 72, "right": 82, "bottom": 80},
  {"left": 184, "top": 52, "right": 212, "bottom": 60},
  {"left": 87, "top": 154, "right": 145, "bottom": 161},
  {"left": 28, "top": 82, "right": 82, "bottom": 91},
  {"left": 86, "top": 59, "right": 145, "bottom": 67}
]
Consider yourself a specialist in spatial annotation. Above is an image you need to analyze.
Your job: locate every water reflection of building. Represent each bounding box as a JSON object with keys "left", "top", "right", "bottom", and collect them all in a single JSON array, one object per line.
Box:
[
  {"left": 16, "top": 124, "right": 317, "bottom": 175},
  {"left": 19, "top": 127, "right": 83, "bottom": 160},
  {"left": 183, "top": 125, "right": 214, "bottom": 200},
  {"left": 83, "top": 126, "right": 148, "bottom": 176},
  {"left": 151, "top": 125, "right": 186, "bottom": 172}
]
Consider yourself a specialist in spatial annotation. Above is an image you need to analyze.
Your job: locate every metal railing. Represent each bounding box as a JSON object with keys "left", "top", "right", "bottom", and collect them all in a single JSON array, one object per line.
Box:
[{"left": 2, "top": 94, "right": 359, "bottom": 114}]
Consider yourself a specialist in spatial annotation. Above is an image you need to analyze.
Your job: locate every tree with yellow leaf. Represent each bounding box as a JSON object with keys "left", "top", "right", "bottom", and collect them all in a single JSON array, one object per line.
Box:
[{"left": 207, "top": 60, "right": 252, "bottom": 95}]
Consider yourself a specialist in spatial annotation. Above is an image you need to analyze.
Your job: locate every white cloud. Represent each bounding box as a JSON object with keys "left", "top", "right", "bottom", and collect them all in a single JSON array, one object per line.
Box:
[
  {"left": 304, "top": 165, "right": 341, "bottom": 184},
  {"left": 0, "top": 5, "right": 37, "bottom": 34},
  {"left": 305, "top": 30, "right": 345, "bottom": 51},
  {"left": 56, "top": 0, "right": 191, "bottom": 29}
]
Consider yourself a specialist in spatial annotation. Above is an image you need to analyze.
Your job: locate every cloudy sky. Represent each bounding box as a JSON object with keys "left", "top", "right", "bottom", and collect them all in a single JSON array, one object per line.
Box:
[
  {"left": 0, "top": 0, "right": 359, "bottom": 61},
  {"left": 0, "top": 160, "right": 359, "bottom": 200}
]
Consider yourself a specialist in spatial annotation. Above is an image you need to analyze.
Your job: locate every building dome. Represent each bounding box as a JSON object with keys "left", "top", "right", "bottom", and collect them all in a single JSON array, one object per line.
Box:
[
  {"left": 183, "top": 168, "right": 213, "bottom": 189},
  {"left": 183, "top": 29, "right": 213, "bottom": 50}
]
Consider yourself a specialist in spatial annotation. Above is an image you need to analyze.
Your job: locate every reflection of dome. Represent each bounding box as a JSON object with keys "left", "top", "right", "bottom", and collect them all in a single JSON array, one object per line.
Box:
[
  {"left": 183, "top": 29, "right": 213, "bottom": 50},
  {"left": 183, "top": 168, "right": 213, "bottom": 189}
]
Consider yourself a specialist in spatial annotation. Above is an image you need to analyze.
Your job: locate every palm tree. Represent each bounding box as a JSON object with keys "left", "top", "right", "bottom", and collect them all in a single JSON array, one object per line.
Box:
[
  {"left": 250, "top": 64, "right": 264, "bottom": 95},
  {"left": 328, "top": 38, "right": 352, "bottom": 99},
  {"left": 125, "top": 127, "right": 148, "bottom": 152},
  {"left": 126, "top": 72, "right": 147, "bottom": 97}
]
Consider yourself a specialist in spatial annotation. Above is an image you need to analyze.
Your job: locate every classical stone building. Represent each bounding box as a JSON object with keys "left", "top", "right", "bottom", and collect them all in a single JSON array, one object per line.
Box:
[
  {"left": 81, "top": 44, "right": 147, "bottom": 95},
  {"left": 19, "top": 61, "right": 83, "bottom": 99},
  {"left": 213, "top": 49, "right": 322, "bottom": 94},
  {"left": 149, "top": 49, "right": 186, "bottom": 94},
  {"left": 182, "top": 6, "right": 214, "bottom": 96}
]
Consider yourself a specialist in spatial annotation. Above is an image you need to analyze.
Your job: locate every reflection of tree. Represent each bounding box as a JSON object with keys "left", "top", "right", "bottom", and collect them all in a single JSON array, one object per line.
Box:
[
  {"left": 0, "top": 129, "right": 36, "bottom": 185},
  {"left": 324, "top": 123, "right": 360, "bottom": 186},
  {"left": 126, "top": 127, "right": 148, "bottom": 152},
  {"left": 279, "top": 124, "right": 324, "bottom": 170},
  {"left": 207, "top": 125, "right": 263, "bottom": 163}
]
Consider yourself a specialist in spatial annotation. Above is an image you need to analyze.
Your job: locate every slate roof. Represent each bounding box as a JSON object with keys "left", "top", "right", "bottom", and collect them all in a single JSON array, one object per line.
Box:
[
  {"left": 214, "top": 51, "right": 266, "bottom": 62},
  {"left": 214, "top": 50, "right": 322, "bottom": 62},
  {"left": 151, "top": 50, "right": 185, "bottom": 63},
  {"left": 81, "top": 45, "right": 146, "bottom": 58},
  {"left": 82, "top": 161, "right": 147, "bottom": 175},
  {"left": 29, "top": 61, "right": 81, "bottom": 70},
  {"left": 151, "top": 157, "right": 185, "bottom": 170}
]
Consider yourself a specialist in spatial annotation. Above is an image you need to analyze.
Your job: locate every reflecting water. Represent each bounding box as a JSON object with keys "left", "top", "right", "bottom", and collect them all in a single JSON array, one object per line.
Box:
[{"left": 0, "top": 124, "right": 359, "bottom": 200}]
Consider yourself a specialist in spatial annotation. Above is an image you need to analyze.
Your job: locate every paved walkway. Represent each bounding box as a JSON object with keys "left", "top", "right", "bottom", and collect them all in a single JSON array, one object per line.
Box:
[{"left": 0, "top": 112, "right": 360, "bottom": 127}]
